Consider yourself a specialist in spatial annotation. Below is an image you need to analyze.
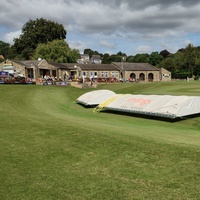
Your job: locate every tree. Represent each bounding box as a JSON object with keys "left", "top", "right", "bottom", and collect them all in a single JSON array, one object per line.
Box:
[
  {"left": 117, "top": 51, "right": 127, "bottom": 57},
  {"left": 184, "top": 43, "right": 196, "bottom": 77},
  {"left": 133, "top": 53, "right": 150, "bottom": 63},
  {"left": 158, "top": 56, "right": 175, "bottom": 72},
  {"left": 13, "top": 18, "right": 67, "bottom": 59},
  {"left": 160, "top": 49, "right": 170, "bottom": 59},
  {"left": 173, "top": 51, "right": 185, "bottom": 72},
  {"left": 0, "top": 40, "right": 18, "bottom": 59},
  {"left": 102, "top": 53, "right": 110, "bottom": 64},
  {"left": 8, "top": 46, "right": 20, "bottom": 59},
  {"left": 83, "top": 48, "right": 100, "bottom": 58},
  {"left": 33, "top": 39, "right": 79, "bottom": 63},
  {"left": 126, "top": 55, "right": 135, "bottom": 62},
  {"left": 0, "top": 40, "right": 10, "bottom": 59},
  {"left": 149, "top": 52, "right": 163, "bottom": 66},
  {"left": 104, "top": 54, "right": 122, "bottom": 63},
  {"left": 193, "top": 47, "right": 200, "bottom": 76}
]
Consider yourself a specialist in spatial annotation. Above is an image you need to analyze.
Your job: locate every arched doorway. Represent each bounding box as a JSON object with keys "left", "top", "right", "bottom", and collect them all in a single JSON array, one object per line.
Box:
[
  {"left": 129, "top": 73, "right": 136, "bottom": 82},
  {"left": 148, "top": 73, "right": 154, "bottom": 82},
  {"left": 139, "top": 73, "right": 145, "bottom": 81},
  {"left": 120, "top": 71, "right": 124, "bottom": 82}
]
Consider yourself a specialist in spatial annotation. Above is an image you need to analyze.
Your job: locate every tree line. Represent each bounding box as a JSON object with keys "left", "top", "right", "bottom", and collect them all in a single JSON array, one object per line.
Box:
[
  {"left": 84, "top": 45, "right": 200, "bottom": 79},
  {"left": 0, "top": 18, "right": 200, "bottom": 79}
]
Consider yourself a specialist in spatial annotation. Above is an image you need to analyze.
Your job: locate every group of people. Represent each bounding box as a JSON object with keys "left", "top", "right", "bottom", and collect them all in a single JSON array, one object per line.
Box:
[{"left": 43, "top": 75, "right": 63, "bottom": 82}]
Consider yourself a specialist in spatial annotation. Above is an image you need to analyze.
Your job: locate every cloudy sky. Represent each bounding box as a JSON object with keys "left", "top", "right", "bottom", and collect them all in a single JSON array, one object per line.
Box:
[{"left": 1, "top": 0, "right": 200, "bottom": 56}]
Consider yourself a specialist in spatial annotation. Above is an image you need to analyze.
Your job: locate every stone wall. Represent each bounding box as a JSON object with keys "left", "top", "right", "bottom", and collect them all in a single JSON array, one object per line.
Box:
[
  {"left": 125, "top": 70, "right": 160, "bottom": 82},
  {"left": 160, "top": 68, "right": 171, "bottom": 82},
  {"left": 0, "top": 61, "right": 26, "bottom": 77}
]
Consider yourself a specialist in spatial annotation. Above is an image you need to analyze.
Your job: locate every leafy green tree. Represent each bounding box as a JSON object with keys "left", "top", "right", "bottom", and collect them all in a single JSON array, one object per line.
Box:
[
  {"left": 0, "top": 40, "right": 10, "bottom": 59},
  {"left": 126, "top": 55, "right": 135, "bottom": 62},
  {"left": 0, "top": 41, "right": 19, "bottom": 59},
  {"left": 193, "top": 47, "right": 200, "bottom": 76},
  {"left": 104, "top": 54, "right": 122, "bottom": 63},
  {"left": 158, "top": 56, "right": 175, "bottom": 72},
  {"left": 149, "top": 52, "right": 163, "bottom": 66},
  {"left": 33, "top": 40, "right": 79, "bottom": 63},
  {"left": 158, "top": 52, "right": 185, "bottom": 76},
  {"left": 13, "top": 18, "right": 67, "bottom": 59},
  {"left": 134, "top": 53, "right": 150, "bottom": 63},
  {"left": 83, "top": 48, "right": 100, "bottom": 58},
  {"left": 158, "top": 47, "right": 198, "bottom": 78},
  {"left": 126, "top": 54, "right": 150, "bottom": 63},
  {"left": 117, "top": 51, "right": 127, "bottom": 57},
  {"left": 160, "top": 49, "right": 170, "bottom": 59},
  {"left": 102, "top": 53, "right": 110, "bottom": 64},
  {"left": 8, "top": 47, "right": 22, "bottom": 60},
  {"left": 193, "top": 62, "right": 200, "bottom": 76},
  {"left": 173, "top": 51, "right": 185, "bottom": 72},
  {"left": 184, "top": 44, "right": 196, "bottom": 76}
]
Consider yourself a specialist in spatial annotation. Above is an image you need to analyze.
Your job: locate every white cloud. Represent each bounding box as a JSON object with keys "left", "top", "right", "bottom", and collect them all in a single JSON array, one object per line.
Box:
[
  {"left": 3, "top": 30, "right": 21, "bottom": 45},
  {"left": 135, "top": 45, "right": 152, "bottom": 53},
  {"left": 68, "top": 40, "right": 87, "bottom": 54},
  {"left": 99, "top": 41, "right": 116, "bottom": 49}
]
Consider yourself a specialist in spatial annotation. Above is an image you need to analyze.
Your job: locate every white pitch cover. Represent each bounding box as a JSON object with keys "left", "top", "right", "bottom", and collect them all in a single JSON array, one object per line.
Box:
[
  {"left": 97, "top": 94, "right": 200, "bottom": 118},
  {"left": 76, "top": 90, "right": 200, "bottom": 118},
  {"left": 76, "top": 89, "right": 116, "bottom": 106}
]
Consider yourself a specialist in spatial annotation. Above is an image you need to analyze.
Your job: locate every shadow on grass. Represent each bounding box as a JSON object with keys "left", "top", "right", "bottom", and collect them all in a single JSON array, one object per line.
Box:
[
  {"left": 99, "top": 110, "right": 200, "bottom": 123},
  {"left": 76, "top": 103, "right": 97, "bottom": 108},
  {"left": 76, "top": 102, "right": 200, "bottom": 122}
]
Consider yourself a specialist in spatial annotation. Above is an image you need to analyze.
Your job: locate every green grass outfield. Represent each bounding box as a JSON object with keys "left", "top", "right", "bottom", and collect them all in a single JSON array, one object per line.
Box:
[{"left": 1, "top": 81, "right": 200, "bottom": 199}]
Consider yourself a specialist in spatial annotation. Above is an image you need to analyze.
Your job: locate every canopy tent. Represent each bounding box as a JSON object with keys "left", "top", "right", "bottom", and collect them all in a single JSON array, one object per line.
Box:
[
  {"left": 94, "top": 94, "right": 200, "bottom": 119},
  {"left": 75, "top": 89, "right": 116, "bottom": 106}
]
